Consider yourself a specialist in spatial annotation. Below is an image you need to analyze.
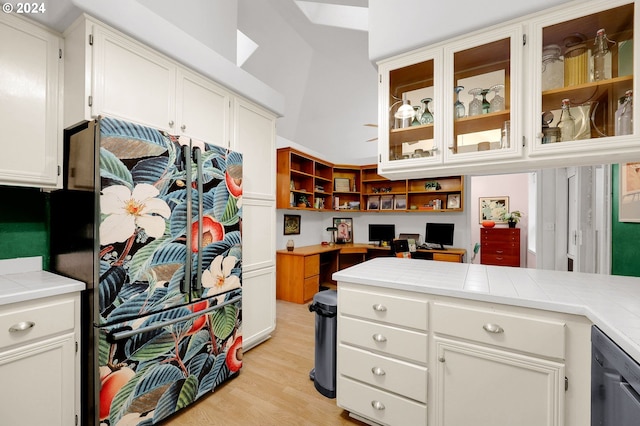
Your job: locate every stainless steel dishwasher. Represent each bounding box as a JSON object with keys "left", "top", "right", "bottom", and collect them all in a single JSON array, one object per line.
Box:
[{"left": 592, "top": 326, "right": 640, "bottom": 425}]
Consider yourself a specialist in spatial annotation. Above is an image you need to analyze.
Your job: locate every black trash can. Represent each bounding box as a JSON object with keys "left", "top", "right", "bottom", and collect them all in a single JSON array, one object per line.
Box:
[{"left": 308, "top": 289, "right": 337, "bottom": 398}]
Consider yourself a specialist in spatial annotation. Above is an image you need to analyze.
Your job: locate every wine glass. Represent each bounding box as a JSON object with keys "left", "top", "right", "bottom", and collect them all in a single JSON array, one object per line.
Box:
[
  {"left": 489, "top": 84, "right": 505, "bottom": 113},
  {"left": 481, "top": 89, "right": 491, "bottom": 114},
  {"left": 420, "top": 98, "right": 434, "bottom": 124},
  {"left": 454, "top": 86, "right": 465, "bottom": 119},
  {"left": 411, "top": 106, "right": 422, "bottom": 126},
  {"left": 468, "top": 88, "right": 483, "bottom": 116}
]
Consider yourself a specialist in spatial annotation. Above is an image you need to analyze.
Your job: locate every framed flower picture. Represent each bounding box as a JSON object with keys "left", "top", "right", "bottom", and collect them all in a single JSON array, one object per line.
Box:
[{"left": 479, "top": 197, "right": 509, "bottom": 223}]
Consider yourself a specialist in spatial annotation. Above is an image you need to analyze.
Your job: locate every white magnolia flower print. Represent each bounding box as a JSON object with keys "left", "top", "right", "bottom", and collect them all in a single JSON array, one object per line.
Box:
[
  {"left": 202, "top": 255, "right": 240, "bottom": 293},
  {"left": 100, "top": 183, "right": 171, "bottom": 245}
]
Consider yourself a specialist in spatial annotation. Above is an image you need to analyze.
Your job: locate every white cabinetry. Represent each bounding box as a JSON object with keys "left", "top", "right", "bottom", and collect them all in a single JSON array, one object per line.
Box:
[
  {"left": 0, "top": 293, "right": 80, "bottom": 426},
  {"left": 0, "top": 13, "right": 62, "bottom": 189}
]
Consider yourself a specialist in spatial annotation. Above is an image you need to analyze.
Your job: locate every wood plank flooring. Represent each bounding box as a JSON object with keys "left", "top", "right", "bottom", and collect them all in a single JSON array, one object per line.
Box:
[{"left": 165, "top": 299, "right": 366, "bottom": 426}]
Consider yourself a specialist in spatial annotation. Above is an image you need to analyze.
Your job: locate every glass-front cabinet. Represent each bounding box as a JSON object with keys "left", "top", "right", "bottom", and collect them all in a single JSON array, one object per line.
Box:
[{"left": 529, "top": 0, "right": 635, "bottom": 162}]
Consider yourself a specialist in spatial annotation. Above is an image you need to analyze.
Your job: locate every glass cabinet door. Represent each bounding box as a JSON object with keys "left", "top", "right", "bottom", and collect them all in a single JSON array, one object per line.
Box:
[
  {"left": 529, "top": 0, "right": 635, "bottom": 158},
  {"left": 378, "top": 48, "right": 442, "bottom": 171},
  {"left": 443, "top": 24, "right": 524, "bottom": 165}
]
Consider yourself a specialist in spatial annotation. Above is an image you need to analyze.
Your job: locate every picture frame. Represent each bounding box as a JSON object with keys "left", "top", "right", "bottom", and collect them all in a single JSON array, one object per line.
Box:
[
  {"left": 380, "top": 195, "right": 394, "bottom": 211},
  {"left": 283, "top": 214, "right": 301, "bottom": 235},
  {"left": 333, "top": 217, "right": 353, "bottom": 243},
  {"left": 367, "top": 196, "right": 380, "bottom": 211},
  {"left": 447, "top": 194, "right": 461, "bottom": 209},
  {"left": 394, "top": 195, "right": 406, "bottom": 210},
  {"left": 334, "top": 178, "right": 350, "bottom": 192},
  {"left": 619, "top": 162, "right": 640, "bottom": 222},
  {"left": 479, "top": 196, "right": 509, "bottom": 223}
]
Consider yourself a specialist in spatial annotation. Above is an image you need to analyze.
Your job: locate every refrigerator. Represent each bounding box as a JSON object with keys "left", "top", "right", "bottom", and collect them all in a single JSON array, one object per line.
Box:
[{"left": 50, "top": 116, "right": 243, "bottom": 426}]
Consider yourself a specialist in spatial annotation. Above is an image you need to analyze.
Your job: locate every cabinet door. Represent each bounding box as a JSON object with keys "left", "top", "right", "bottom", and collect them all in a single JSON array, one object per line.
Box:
[
  {"left": 0, "top": 14, "right": 61, "bottom": 188},
  {"left": 528, "top": 0, "right": 636, "bottom": 162},
  {"left": 238, "top": 267, "right": 275, "bottom": 351},
  {"left": 91, "top": 25, "right": 176, "bottom": 131},
  {"left": 176, "top": 68, "right": 231, "bottom": 146},
  {"left": 434, "top": 337, "right": 564, "bottom": 426},
  {"left": 0, "top": 334, "right": 76, "bottom": 426},
  {"left": 443, "top": 23, "right": 524, "bottom": 165}
]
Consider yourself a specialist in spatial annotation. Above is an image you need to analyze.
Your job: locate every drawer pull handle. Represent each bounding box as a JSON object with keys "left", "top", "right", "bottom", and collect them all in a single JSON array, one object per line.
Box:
[
  {"left": 371, "top": 400, "right": 386, "bottom": 411},
  {"left": 371, "top": 366, "right": 386, "bottom": 376},
  {"left": 372, "top": 304, "right": 387, "bottom": 312},
  {"left": 9, "top": 321, "right": 35, "bottom": 333},
  {"left": 372, "top": 333, "right": 387, "bottom": 343},
  {"left": 438, "top": 356, "right": 446, "bottom": 363},
  {"left": 483, "top": 323, "right": 504, "bottom": 334},
  {"left": 496, "top": 250, "right": 504, "bottom": 254}
]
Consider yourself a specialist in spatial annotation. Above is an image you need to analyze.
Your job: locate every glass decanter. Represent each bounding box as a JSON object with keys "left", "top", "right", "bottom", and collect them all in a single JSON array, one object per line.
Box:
[
  {"left": 489, "top": 84, "right": 505, "bottom": 113},
  {"left": 468, "top": 88, "right": 483, "bottom": 116},
  {"left": 454, "top": 86, "right": 465, "bottom": 119},
  {"left": 481, "top": 89, "right": 491, "bottom": 114},
  {"left": 420, "top": 98, "right": 434, "bottom": 124},
  {"left": 411, "top": 106, "right": 422, "bottom": 126},
  {"left": 557, "top": 98, "right": 576, "bottom": 142}
]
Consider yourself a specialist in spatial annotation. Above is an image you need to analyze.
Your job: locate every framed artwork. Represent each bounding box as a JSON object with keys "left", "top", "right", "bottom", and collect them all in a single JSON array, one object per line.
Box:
[
  {"left": 619, "top": 162, "right": 640, "bottom": 222},
  {"left": 367, "top": 196, "right": 380, "bottom": 210},
  {"left": 334, "top": 178, "right": 350, "bottom": 192},
  {"left": 394, "top": 195, "right": 406, "bottom": 210},
  {"left": 283, "top": 214, "right": 301, "bottom": 235},
  {"left": 333, "top": 217, "right": 353, "bottom": 243},
  {"left": 380, "top": 195, "right": 394, "bottom": 211},
  {"left": 479, "top": 196, "right": 509, "bottom": 223},
  {"left": 447, "top": 194, "right": 461, "bottom": 209}
]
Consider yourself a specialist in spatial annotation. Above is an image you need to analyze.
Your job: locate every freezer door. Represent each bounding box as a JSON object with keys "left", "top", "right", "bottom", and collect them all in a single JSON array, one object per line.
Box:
[
  {"left": 97, "top": 291, "right": 242, "bottom": 425},
  {"left": 97, "top": 117, "right": 243, "bottom": 326}
]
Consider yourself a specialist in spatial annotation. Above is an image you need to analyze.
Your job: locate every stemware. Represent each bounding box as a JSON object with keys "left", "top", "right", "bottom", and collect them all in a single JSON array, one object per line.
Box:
[
  {"left": 454, "top": 86, "right": 465, "bottom": 119},
  {"left": 489, "top": 84, "right": 505, "bottom": 113},
  {"left": 481, "top": 89, "right": 491, "bottom": 114},
  {"left": 468, "top": 88, "right": 483, "bottom": 116},
  {"left": 420, "top": 98, "right": 434, "bottom": 124},
  {"left": 411, "top": 106, "right": 422, "bottom": 126}
]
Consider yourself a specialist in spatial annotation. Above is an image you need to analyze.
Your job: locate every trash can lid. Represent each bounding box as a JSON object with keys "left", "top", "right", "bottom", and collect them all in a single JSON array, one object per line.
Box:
[{"left": 312, "top": 289, "right": 337, "bottom": 311}]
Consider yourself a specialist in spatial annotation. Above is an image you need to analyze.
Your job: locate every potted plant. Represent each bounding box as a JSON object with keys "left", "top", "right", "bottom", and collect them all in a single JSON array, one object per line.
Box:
[
  {"left": 297, "top": 195, "right": 309, "bottom": 208},
  {"left": 500, "top": 210, "right": 522, "bottom": 228}
]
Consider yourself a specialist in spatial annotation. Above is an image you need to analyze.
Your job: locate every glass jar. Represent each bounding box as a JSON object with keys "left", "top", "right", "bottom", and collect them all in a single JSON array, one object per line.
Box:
[
  {"left": 541, "top": 44, "right": 564, "bottom": 91},
  {"left": 557, "top": 98, "right": 576, "bottom": 142},
  {"left": 563, "top": 34, "right": 588, "bottom": 86}
]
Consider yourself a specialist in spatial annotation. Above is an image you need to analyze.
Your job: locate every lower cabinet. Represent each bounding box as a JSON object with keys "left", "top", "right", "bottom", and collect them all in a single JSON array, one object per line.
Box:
[
  {"left": 480, "top": 228, "right": 521, "bottom": 267},
  {"left": 0, "top": 293, "right": 80, "bottom": 425}
]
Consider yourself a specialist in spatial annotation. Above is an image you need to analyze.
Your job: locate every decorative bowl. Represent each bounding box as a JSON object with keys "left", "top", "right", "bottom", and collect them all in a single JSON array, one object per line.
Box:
[{"left": 482, "top": 220, "right": 496, "bottom": 228}]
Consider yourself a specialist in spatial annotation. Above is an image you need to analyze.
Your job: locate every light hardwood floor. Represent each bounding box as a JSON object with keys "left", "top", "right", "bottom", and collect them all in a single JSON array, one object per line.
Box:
[{"left": 166, "top": 299, "right": 366, "bottom": 426}]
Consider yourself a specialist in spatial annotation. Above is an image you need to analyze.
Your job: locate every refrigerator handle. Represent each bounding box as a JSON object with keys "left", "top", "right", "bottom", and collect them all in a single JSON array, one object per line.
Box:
[
  {"left": 193, "top": 146, "right": 204, "bottom": 296},
  {"left": 104, "top": 295, "right": 241, "bottom": 343},
  {"left": 182, "top": 144, "right": 193, "bottom": 294}
]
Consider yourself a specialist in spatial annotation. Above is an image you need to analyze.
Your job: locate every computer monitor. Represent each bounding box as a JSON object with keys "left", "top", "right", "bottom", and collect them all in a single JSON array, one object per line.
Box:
[
  {"left": 425, "top": 222, "right": 454, "bottom": 250},
  {"left": 369, "top": 224, "right": 395, "bottom": 246}
]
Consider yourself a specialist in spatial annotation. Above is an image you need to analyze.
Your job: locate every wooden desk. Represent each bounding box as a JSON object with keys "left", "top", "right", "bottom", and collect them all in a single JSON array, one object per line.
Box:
[{"left": 276, "top": 244, "right": 466, "bottom": 303}]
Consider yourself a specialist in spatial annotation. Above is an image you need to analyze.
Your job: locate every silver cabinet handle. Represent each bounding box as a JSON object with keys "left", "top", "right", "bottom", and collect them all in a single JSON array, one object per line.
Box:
[
  {"left": 168, "top": 120, "right": 174, "bottom": 127},
  {"left": 483, "top": 323, "right": 504, "bottom": 334},
  {"left": 371, "top": 400, "right": 385, "bottom": 411},
  {"left": 372, "top": 333, "right": 387, "bottom": 343},
  {"left": 181, "top": 124, "right": 186, "bottom": 131},
  {"left": 9, "top": 321, "right": 35, "bottom": 332},
  {"left": 372, "top": 303, "right": 387, "bottom": 312},
  {"left": 371, "top": 366, "right": 386, "bottom": 376},
  {"left": 438, "top": 356, "right": 445, "bottom": 363}
]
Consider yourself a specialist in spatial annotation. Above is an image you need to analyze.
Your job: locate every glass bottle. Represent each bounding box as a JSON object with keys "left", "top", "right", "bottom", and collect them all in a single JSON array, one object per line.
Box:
[
  {"left": 618, "top": 90, "right": 633, "bottom": 136},
  {"left": 481, "top": 89, "right": 490, "bottom": 114},
  {"left": 593, "top": 29, "right": 611, "bottom": 82},
  {"left": 411, "top": 106, "right": 421, "bottom": 126},
  {"left": 454, "top": 86, "right": 465, "bottom": 119},
  {"left": 557, "top": 98, "right": 576, "bottom": 142},
  {"left": 420, "top": 98, "right": 434, "bottom": 124}
]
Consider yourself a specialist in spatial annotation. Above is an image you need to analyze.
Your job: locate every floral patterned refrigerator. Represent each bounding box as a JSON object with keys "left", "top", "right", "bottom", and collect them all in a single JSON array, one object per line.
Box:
[{"left": 50, "top": 116, "right": 243, "bottom": 426}]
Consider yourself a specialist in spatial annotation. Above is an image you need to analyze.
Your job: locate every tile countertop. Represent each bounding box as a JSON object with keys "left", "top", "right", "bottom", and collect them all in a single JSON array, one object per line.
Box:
[
  {"left": 0, "top": 257, "right": 85, "bottom": 306},
  {"left": 333, "top": 257, "right": 640, "bottom": 363}
]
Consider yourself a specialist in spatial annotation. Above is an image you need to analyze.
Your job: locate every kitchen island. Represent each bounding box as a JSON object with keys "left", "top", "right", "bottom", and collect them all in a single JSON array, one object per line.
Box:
[{"left": 333, "top": 257, "right": 640, "bottom": 426}]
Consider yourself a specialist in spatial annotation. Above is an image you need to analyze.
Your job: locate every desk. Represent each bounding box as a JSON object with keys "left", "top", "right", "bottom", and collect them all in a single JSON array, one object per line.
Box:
[{"left": 276, "top": 244, "right": 466, "bottom": 303}]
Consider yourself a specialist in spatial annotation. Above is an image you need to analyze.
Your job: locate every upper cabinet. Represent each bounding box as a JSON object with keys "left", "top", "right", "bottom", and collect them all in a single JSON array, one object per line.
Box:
[
  {"left": 0, "top": 13, "right": 62, "bottom": 189},
  {"left": 376, "top": 0, "right": 637, "bottom": 179}
]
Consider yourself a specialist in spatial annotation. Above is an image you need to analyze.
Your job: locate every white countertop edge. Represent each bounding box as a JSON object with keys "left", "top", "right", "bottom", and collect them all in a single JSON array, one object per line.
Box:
[{"left": 0, "top": 281, "right": 86, "bottom": 305}]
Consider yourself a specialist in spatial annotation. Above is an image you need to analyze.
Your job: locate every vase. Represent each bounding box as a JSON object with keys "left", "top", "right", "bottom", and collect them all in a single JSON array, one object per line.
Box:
[
  {"left": 286, "top": 239, "right": 295, "bottom": 251},
  {"left": 508, "top": 221, "right": 516, "bottom": 228}
]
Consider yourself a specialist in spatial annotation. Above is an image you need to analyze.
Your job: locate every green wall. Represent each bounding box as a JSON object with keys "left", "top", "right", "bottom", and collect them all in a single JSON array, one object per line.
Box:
[
  {"left": 611, "top": 164, "right": 640, "bottom": 277},
  {"left": 0, "top": 186, "right": 49, "bottom": 269}
]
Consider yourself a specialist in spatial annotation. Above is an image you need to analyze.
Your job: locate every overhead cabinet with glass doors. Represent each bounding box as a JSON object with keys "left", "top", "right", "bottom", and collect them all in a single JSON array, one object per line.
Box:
[{"left": 376, "top": 0, "right": 637, "bottom": 180}]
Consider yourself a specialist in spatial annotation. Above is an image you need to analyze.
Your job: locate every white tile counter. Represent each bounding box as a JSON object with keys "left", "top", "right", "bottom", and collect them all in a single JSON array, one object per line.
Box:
[
  {"left": 0, "top": 257, "right": 85, "bottom": 306},
  {"left": 333, "top": 257, "right": 640, "bottom": 363}
]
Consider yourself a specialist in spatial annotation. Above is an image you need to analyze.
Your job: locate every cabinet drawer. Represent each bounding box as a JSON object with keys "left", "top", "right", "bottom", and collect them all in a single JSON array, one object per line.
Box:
[
  {"left": 481, "top": 254, "right": 520, "bottom": 266},
  {"left": 339, "top": 287, "right": 428, "bottom": 331},
  {"left": 433, "top": 252, "right": 461, "bottom": 263},
  {"left": 338, "top": 376, "right": 427, "bottom": 426},
  {"left": 338, "top": 344, "right": 427, "bottom": 403},
  {"left": 339, "top": 316, "right": 427, "bottom": 364},
  {"left": 303, "top": 275, "right": 319, "bottom": 302},
  {"left": 304, "top": 254, "right": 319, "bottom": 278},
  {"left": 0, "top": 297, "right": 76, "bottom": 349},
  {"left": 481, "top": 242, "right": 519, "bottom": 253},
  {"left": 432, "top": 302, "right": 566, "bottom": 359},
  {"left": 481, "top": 228, "right": 520, "bottom": 238}
]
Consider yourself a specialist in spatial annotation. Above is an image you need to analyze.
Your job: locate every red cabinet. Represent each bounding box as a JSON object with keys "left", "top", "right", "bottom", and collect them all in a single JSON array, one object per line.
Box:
[{"left": 480, "top": 228, "right": 520, "bottom": 267}]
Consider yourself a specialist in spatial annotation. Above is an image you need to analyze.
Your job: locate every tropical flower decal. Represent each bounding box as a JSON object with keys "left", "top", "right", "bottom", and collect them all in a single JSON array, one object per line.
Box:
[
  {"left": 100, "top": 183, "right": 171, "bottom": 245},
  {"left": 191, "top": 215, "right": 225, "bottom": 252},
  {"left": 202, "top": 255, "right": 240, "bottom": 293}
]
